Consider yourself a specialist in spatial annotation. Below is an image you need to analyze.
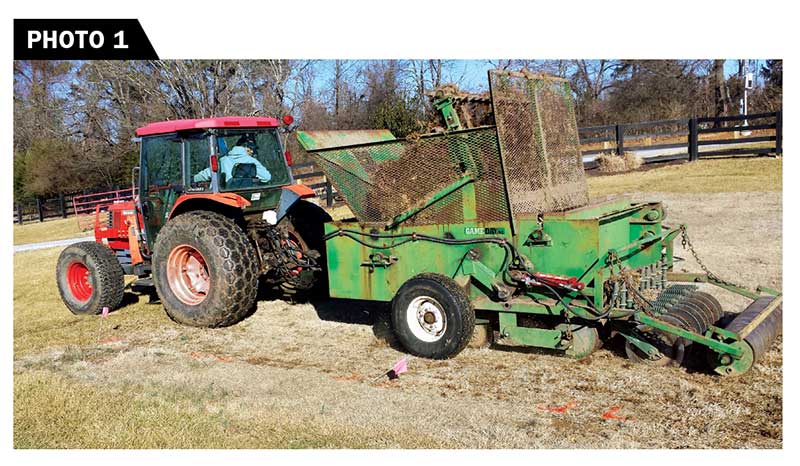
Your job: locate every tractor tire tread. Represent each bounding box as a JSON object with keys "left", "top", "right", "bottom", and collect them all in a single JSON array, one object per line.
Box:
[{"left": 154, "top": 211, "right": 258, "bottom": 328}]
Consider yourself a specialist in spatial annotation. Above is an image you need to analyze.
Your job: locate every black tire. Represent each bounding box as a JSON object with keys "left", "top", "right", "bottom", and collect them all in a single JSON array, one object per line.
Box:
[
  {"left": 153, "top": 211, "right": 259, "bottom": 328},
  {"left": 56, "top": 241, "right": 125, "bottom": 315},
  {"left": 391, "top": 273, "right": 475, "bottom": 359},
  {"left": 281, "top": 200, "right": 332, "bottom": 298}
]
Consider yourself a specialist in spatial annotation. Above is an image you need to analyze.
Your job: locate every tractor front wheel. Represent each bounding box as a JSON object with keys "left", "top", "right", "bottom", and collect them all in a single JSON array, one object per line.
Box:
[
  {"left": 153, "top": 211, "right": 259, "bottom": 328},
  {"left": 56, "top": 241, "right": 125, "bottom": 315},
  {"left": 391, "top": 273, "right": 475, "bottom": 359}
]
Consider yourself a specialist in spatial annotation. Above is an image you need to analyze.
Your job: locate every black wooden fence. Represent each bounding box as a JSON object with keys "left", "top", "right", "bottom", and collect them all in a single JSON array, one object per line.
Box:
[
  {"left": 579, "top": 110, "right": 781, "bottom": 168},
  {"left": 14, "top": 111, "right": 782, "bottom": 222},
  {"left": 14, "top": 192, "right": 74, "bottom": 224},
  {"left": 13, "top": 187, "right": 130, "bottom": 225}
]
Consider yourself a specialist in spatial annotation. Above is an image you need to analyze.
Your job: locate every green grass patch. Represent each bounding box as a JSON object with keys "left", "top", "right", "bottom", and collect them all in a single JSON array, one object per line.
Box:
[
  {"left": 588, "top": 157, "right": 782, "bottom": 198},
  {"left": 13, "top": 216, "right": 88, "bottom": 245}
]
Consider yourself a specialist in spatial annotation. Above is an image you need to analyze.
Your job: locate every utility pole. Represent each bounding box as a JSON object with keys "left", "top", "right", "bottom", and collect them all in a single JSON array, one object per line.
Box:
[{"left": 741, "top": 59, "right": 755, "bottom": 136}]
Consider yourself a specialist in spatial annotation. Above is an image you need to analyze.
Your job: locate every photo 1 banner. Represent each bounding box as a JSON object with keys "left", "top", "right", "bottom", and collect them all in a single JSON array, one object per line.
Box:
[{"left": 14, "top": 19, "right": 158, "bottom": 59}]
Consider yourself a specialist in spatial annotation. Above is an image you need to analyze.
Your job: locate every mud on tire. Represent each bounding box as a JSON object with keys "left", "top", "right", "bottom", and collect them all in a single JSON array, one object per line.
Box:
[
  {"left": 391, "top": 273, "right": 475, "bottom": 359},
  {"left": 153, "top": 211, "right": 259, "bottom": 328},
  {"left": 56, "top": 241, "right": 125, "bottom": 315}
]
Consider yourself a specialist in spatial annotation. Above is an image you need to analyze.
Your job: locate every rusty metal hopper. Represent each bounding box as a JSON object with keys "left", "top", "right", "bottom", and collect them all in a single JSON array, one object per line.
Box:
[
  {"left": 297, "top": 70, "right": 588, "bottom": 228},
  {"left": 488, "top": 70, "right": 589, "bottom": 217}
]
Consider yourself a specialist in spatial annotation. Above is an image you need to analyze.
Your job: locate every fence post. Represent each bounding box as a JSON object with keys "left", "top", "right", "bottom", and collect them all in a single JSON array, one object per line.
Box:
[
  {"left": 36, "top": 197, "right": 44, "bottom": 222},
  {"left": 688, "top": 118, "right": 699, "bottom": 161},
  {"left": 325, "top": 179, "right": 333, "bottom": 208},
  {"left": 775, "top": 110, "right": 782, "bottom": 156},
  {"left": 59, "top": 192, "right": 67, "bottom": 218},
  {"left": 615, "top": 124, "right": 625, "bottom": 156},
  {"left": 16, "top": 203, "right": 23, "bottom": 225}
]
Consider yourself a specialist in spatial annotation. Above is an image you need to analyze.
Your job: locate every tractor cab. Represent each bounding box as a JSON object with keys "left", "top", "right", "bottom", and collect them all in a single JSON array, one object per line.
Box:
[{"left": 134, "top": 117, "right": 296, "bottom": 244}]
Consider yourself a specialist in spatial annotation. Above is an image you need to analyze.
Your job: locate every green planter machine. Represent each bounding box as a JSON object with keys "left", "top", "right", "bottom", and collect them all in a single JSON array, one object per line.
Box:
[{"left": 297, "top": 70, "right": 781, "bottom": 376}]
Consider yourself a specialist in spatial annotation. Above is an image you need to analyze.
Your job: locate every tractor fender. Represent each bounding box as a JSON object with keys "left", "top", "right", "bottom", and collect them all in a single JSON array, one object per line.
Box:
[
  {"left": 168, "top": 193, "right": 251, "bottom": 220},
  {"left": 275, "top": 184, "right": 316, "bottom": 224}
]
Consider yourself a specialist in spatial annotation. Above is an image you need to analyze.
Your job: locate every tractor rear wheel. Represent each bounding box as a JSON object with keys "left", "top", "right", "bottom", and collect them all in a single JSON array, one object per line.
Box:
[
  {"left": 56, "top": 241, "right": 125, "bottom": 315},
  {"left": 153, "top": 211, "right": 259, "bottom": 328},
  {"left": 391, "top": 273, "right": 475, "bottom": 359}
]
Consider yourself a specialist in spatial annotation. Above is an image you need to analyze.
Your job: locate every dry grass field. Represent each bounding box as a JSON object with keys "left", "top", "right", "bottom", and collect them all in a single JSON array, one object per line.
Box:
[
  {"left": 13, "top": 216, "right": 87, "bottom": 245},
  {"left": 13, "top": 157, "right": 782, "bottom": 449}
]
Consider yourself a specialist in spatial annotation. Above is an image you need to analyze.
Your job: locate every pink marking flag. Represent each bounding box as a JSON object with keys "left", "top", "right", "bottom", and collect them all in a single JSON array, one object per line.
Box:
[
  {"left": 101, "top": 306, "right": 110, "bottom": 318},
  {"left": 387, "top": 357, "right": 408, "bottom": 380}
]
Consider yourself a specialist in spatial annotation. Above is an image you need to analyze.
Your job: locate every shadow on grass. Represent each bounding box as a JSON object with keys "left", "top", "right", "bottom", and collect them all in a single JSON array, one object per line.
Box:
[{"left": 309, "top": 298, "right": 404, "bottom": 351}]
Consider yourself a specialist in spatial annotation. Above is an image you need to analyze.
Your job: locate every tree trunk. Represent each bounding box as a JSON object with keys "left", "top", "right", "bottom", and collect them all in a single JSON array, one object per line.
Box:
[{"left": 712, "top": 59, "right": 727, "bottom": 125}]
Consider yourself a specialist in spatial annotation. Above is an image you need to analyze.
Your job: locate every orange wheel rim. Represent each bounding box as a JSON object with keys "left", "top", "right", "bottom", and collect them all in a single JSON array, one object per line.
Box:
[{"left": 166, "top": 244, "right": 210, "bottom": 305}]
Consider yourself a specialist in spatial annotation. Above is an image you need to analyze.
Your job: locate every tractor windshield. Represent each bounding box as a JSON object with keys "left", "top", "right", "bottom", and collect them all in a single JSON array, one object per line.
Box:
[{"left": 209, "top": 128, "right": 291, "bottom": 191}]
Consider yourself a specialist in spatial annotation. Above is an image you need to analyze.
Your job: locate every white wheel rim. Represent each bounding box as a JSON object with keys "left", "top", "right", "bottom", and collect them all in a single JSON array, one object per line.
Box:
[{"left": 406, "top": 295, "right": 447, "bottom": 342}]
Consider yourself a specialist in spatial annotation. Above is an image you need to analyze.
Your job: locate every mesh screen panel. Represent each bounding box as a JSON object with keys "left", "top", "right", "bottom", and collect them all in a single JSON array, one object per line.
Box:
[
  {"left": 489, "top": 71, "right": 588, "bottom": 216},
  {"left": 309, "top": 71, "right": 587, "bottom": 226},
  {"left": 314, "top": 127, "right": 509, "bottom": 225}
]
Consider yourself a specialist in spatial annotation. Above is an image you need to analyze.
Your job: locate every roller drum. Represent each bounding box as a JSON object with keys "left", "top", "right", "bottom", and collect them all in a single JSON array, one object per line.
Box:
[{"left": 724, "top": 296, "right": 782, "bottom": 362}]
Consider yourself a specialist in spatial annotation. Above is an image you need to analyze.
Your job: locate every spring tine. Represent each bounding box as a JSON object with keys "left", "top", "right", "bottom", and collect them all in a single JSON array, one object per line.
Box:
[{"left": 650, "top": 264, "right": 658, "bottom": 289}]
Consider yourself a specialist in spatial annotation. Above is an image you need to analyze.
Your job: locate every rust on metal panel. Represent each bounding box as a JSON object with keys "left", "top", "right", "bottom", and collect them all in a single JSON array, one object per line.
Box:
[
  {"left": 297, "top": 130, "right": 396, "bottom": 151},
  {"left": 489, "top": 70, "right": 589, "bottom": 217}
]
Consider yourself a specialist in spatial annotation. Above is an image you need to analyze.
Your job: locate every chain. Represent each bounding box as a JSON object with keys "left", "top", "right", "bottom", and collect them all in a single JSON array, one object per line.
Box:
[
  {"left": 563, "top": 308, "right": 573, "bottom": 340},
  {"left": 679, "top": 225, "right": 749, "bottom": 290}
]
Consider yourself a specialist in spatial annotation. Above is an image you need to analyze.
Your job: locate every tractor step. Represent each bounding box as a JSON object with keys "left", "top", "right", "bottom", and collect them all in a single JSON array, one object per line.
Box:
[{"left": 130, "top": 277, "right": 154, "bottom": 293}]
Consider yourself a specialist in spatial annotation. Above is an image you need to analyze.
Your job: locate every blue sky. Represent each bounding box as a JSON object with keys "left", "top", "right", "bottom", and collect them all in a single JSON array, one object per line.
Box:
[
  {"left": 449, "top": 59, "right": 761, "bottom": 92},
  {"left": 307, "top": 59, "right": 765, "bottom": 96}
]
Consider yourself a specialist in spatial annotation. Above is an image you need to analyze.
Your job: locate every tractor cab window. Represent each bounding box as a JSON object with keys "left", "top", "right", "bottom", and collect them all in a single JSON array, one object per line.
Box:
[
  {"left": 183, "top": 132, "right": 211, "bottom": 191},
  {"left": 211, "top": 128, "right": 291, "bottom": 191},
  {"left": 142, "top": 135, "right": 182, "bottom": 193}
]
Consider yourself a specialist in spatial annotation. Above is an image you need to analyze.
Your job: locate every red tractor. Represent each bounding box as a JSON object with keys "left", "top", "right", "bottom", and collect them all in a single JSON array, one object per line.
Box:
[{"left": 56, "top": 116, "right": 331, "bottom": 327}]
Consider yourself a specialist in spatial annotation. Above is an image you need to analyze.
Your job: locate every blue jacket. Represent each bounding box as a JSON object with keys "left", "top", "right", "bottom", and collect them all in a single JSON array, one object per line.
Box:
[{"left": 193, "top": 146, "right": 271, "bottom": 183}]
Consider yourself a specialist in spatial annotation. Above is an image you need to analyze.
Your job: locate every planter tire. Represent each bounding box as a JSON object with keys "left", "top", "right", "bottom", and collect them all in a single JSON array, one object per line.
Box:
[{"left": 391, "top": 273, "right": 475, "bottom": 359}]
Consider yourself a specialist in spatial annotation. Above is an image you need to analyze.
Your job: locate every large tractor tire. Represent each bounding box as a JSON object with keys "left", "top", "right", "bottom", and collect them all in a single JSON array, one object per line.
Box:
[
  {"left": 153, "top": 211, "right": 259, "bottom": 328},
  {"left": 56, "top": 241, "right": 125, "bottom": 315},
  {"left": 391, "top": 273, "right": 476, "bottom": 359},
  {"left": 280, "top": 200, "right": 332, "bottom": 298}
]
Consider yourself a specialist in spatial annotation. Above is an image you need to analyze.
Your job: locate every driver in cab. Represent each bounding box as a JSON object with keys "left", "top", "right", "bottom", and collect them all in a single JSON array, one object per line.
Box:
[{"left": 193, "top": 135, "right": 271, "bottom": 184}]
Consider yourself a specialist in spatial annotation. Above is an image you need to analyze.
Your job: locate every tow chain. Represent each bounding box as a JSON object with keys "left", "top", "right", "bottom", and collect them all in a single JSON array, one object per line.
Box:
[{"left": 679, "top": 225, "right": 750, "bottom": 291}]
